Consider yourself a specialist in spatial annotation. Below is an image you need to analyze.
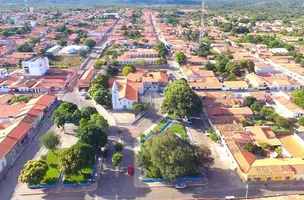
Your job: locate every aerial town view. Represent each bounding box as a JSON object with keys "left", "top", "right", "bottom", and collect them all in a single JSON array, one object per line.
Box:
[{"left": 0, "top": 0, "right": 303, "bottom": 199}]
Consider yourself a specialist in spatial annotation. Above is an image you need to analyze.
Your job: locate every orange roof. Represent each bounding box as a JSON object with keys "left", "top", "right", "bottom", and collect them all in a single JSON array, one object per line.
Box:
[
  {"left": 35, "top": 94, "right": 56, "bottom": 107},
  {"left": 206, "top": 107, "right": 253, "bottom": 116},
  {"left": 27, "top": 108, "right": 42, "bottom": 117},
  {"left": 233, "top": 150, "right": 256, "bottom": 173},
  {"left": 0, "top": 94, "right": 14, "bottom": 104},
  {"left": 279, "top": 135, "right": 304, "bottom": 158},
  {"left": 0, "top": 136, "right": 18, "bottom": 159},
  {"left": 8, "top": 121, "right": 32, "bottom": 140},
  {"left": 0, "top": 103, "right": 27, "bottom": 118}
]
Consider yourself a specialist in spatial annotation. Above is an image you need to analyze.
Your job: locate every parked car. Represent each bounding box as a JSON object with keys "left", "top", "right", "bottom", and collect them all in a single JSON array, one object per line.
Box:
[
  {"left": 175, "top": 182, "right": 187, "bottom": 189},
  {"left": 225, "top": 196, "right": 235, "bottom": 200},
  {"left": 186, "top": 117, "right": 192, "bottom": 124},
  {"left": 127, "top": 165, "right": 134, "bottom": 175},
  {"left": 205, "top": 131, "right": 210, "bottom": 137}
]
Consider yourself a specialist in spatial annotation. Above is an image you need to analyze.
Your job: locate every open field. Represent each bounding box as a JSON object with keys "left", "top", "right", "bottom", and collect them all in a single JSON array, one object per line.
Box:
[{"left": 49, "top": 56, "right": 85, "bottom": 68}]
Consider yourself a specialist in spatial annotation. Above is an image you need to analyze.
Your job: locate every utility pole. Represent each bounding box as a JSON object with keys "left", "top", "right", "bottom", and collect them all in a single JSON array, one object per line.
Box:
[
  {"left": 199, "top": 0, "right": 206, "bottom": 43},
  {"left": 245, "top": 184, "right": 249, "bottom": 198}
]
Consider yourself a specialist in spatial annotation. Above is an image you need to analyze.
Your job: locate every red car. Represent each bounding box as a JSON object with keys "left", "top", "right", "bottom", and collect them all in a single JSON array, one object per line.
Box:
[{"left": 127, "top": 166, "right": 134, "bottom": 175}]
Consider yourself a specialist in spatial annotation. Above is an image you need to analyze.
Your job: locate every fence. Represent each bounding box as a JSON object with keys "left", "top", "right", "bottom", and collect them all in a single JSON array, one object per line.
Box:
[
  {"left": 141, "top": 177, "right": 201, "bottom": 183},
  {"left": 28, "top": 172, "right": 62, "bottom": 189}
]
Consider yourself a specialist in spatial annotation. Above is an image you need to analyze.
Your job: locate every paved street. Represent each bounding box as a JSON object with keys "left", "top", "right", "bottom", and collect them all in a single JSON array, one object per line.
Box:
[
  {"left": 0, "top": 118, "right": 55, "bottom": 200},
  {"left": 188, "top": 118, "right": 244, "bottom": 189},
  {"left": 4, "top": 98, "right": 304, "bottom": 200}
]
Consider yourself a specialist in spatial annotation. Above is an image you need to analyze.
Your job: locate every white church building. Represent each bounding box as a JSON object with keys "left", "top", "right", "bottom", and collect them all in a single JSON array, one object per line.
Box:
[
  {"left": 111, "top": 80, "right": 144, "bottom": 110},
  {"left": 110, "top": 70, "right": 169, "bottom": 110}
]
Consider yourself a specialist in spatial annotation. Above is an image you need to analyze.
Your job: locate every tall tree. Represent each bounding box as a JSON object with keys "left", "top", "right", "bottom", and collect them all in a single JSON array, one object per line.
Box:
[
  {"left": 89, "top": 114, "right": 109, "bottom": 131},
  {"left": 19, "top": 160, "right": 48, "bottom": 185},
  {"left": 175, "top": 52, "right": 186, "bottom": 64},
  {"left": 292, "top": 89, "right": 304, "bottom": 108},
  {"left": 84, "top": 39, "right": 97, "bottom": 49},
  {"left": 40, "top": 131, "right": 61, "bottom": 152},
  {"left": 162, "top": 79, "right": 202, "bottom": 118},
  {"left": 80, "top": 106, "right": 98, "bottom": 119},
  {"left": 137, "top": 132, "right": 213, "bottom": 180},
  {"left": 122, "top": 65, "right": 135, "bottom": 76},
  {"left": 92, "top": 88, "right": 111, "bottom": 107},
  {"left": 154, "top": 42, "right": 168, "bottom": 58},
  {"left": 91, "top": 74, "right": 109, "bottom": 89},
  {"left": 240, "top": 60, "right": 255, "bottom": 73},
  {"left": 112, "top": 153, "right": 123, "bottom": 167},
  {"left": 76, "top": 123, "right": 108, "bottom": 148},
  {"left": 52, "top": 102, "right": 79, "bottom": 128},
  {"left": 60, "top": 143, "right": 95, "bottom": 175}
]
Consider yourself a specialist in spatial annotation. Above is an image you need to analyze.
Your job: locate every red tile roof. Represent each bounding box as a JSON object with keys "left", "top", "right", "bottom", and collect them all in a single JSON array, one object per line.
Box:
[
  {"left": 0, "top": 137, "right": 18, "bottom": 159},
  {"left": 36, "top": 94, "right": 56, "bottom": 107},
  {"left": 8, "top": 122, "right": 32, "bottom": 140}
]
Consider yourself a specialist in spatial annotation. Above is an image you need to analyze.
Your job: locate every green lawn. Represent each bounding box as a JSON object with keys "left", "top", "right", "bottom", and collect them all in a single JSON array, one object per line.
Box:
[
  {"left": 153, "top": 119, "right": 168, "bottom": 133},
  {"left": 250, "top": 118, "right": 268, "bottom": 125},
  {"left": 39, "top": 149, "right": 65, "bottom": 185},
  {"left": 167, "top": 123, "right": 187, "bottom": 139},
  {"left": 270, "top": 125, "right": 293, "bottom": 132},
  {"left": 167, "top": 113, "right": 181, "bottom": 120},
  {"left": 49, "top": 56, "right": 85, "bottom": 68},
  {"left": 63, "top": 167, "right": 93, "bottom": 184}
]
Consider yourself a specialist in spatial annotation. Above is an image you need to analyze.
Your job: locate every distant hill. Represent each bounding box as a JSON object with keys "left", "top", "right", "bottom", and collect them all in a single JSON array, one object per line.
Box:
[{"left": 0, "top": 0, "right": 303, "bottom": 7}]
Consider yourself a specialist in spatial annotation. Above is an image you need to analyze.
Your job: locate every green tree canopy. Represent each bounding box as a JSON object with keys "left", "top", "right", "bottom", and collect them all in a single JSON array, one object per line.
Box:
[
  {"left": 137, "top": 132, "right": 213, "bottom": 180},
  {"left": 80, "top": 106, "right": 98, "bottom": 119},
  {"left": 112, "top": 153, "right": 123, "bottom": 167},
  {"left": 154, "top": 42, "right": 168, "bottom": 58},
  {"left": 19, "top": 160, "right": 48, "bottom": 185},
  {"left": 175, "top": 52, "right": 186, "bottom": 64},
  {"left": 162, "top": 79, "right": 202, "bottom": 118},
  {"left": 84, "top": 39, "right": 97, "bottom": 49},
  {"left": 122, "top": 65, "right": 135, "bottom": 76},
  {"left": 225, "top": 61, "right": 243, "bottom": 76},
  {"left": 292, "top": 89, "right": 304, "bottom": 108},
  {"left": 239, "top": 60, "right": 255, "bottom": 73},
  {"left": 60, "top": 143, "right": 95, "bottom": 175},
  {"left": 17, "top": 42, "right": 33, "bottom": 52},
  {"left": 91, "top": 74, "right": 109, "bottom": 89},
  {"left": 40, "top": 131, "right": 61, "bottom": 152},
  {"left": 251, "top": 101, "right": 263, "bottom": 113},
  {"left": 107, "top": 66, "right": 119, "bottom": 76},
  {"left": 243, "top": 96, "right": 257, "bottom": 107},
  {"left": 76, "top": 122, "right": 108, "bottom": 148},
  {"left": 114, "top": 142, "right": 124, "bottom": 152},
  {"left": 89, "top": 114, "right": 109, "bottom": 131},
  {"left": 59, "top": 40, "right": 67, "bottom": 46},
  {"left": 298, "top": 117, "right": 304, "bottom": 126},
  {"left": 194, "top": 42, "right": 211, "bottom": 57},
  {"left": 92, "top": 88, "right": 111, "bottom": 107},
  {"left": 52, "top": 102, "right": 79, "bottom": 128}
]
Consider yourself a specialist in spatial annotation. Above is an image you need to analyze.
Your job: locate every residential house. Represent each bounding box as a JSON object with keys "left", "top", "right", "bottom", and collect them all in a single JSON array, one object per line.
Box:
[
  {"left": 223, "top": 81, "right": 249, "bottom": 91},
  {"left": 272, "top": 96, "right": 304, "bottom": 118}
]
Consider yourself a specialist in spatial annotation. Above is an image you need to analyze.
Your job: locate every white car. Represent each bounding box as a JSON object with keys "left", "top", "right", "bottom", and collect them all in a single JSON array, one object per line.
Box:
[
  {"left": 175, "top": 182, "right": 187, "bottom": 189},
  {"left": 205, "top": 131, "right": 210, "bottom": 137}
]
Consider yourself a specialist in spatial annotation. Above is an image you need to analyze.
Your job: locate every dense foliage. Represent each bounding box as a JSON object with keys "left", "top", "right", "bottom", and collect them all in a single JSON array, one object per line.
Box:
[
  {"left": 162, "top": 79, "right": 202, "bottom": 118},
  {"left": 137, "top": 132, "right": 214, "bottom": 180}
]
